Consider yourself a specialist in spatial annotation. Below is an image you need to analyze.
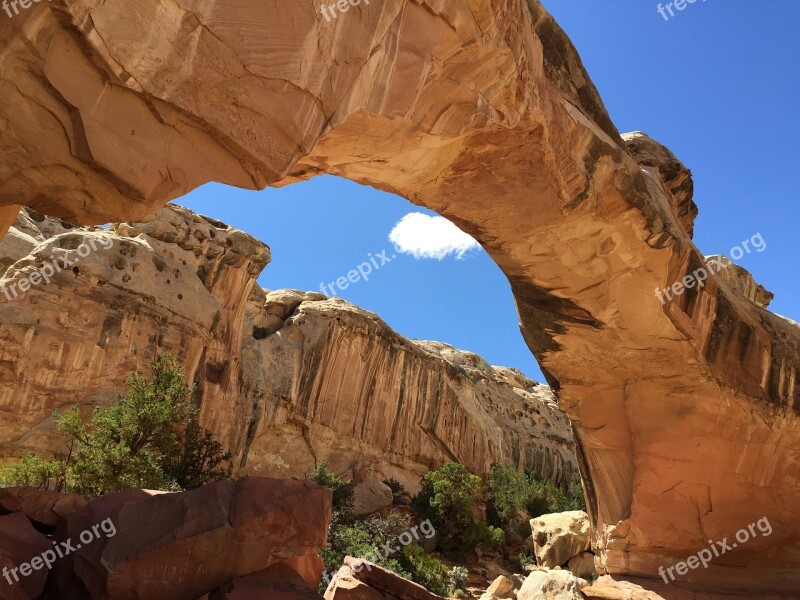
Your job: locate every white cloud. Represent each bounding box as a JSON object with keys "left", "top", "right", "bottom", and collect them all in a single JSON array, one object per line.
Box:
[{"left": 388, "top": 212, "right": 479, "bottom": 260}]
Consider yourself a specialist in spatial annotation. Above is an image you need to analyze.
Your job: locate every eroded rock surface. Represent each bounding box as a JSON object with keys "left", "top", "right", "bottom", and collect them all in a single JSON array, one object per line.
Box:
[
  {"left": 1, "top": 0, "right": 799, "bottom": 594},
  {"left": 325, "top": 557, "right": 444, "bottom": 600},
  {"left": 241, "top": 288, "right": 577, "bottom": 491},
  {"left": 209, "top": 562, "right": 324, "bottom": 600},
  {"left": 66, "top": 477, "right": 331, "bottom": 600},
  {"left": 0, "top": 487, "right": 85, "bottom": 529},
  {"left": 0, "top": 206, "right": 578, "bottom": 492},
  {"left": 517, "top": 568, "right": 584, "bottom": 600},
  {"left": 0, "top": 513, "right": 52, "bottom": 600},
  {"left": 529, "top": 511, "right": 592, "bottom": 569}
]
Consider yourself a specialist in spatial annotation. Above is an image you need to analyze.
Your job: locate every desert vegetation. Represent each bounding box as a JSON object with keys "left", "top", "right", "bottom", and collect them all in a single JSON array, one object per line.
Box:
[{"left": 0, "top": 355, "right": 232, "bottom": 497}]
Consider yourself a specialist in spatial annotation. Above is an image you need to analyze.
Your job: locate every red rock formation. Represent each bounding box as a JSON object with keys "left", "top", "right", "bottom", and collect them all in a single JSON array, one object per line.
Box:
[
  {"left": 0, "top": 513, "right": 52, "bottom": 600},
  {"left": 0, "top": 206, "right": 19, "bottom": 239},
  {"left": 285, "top": 554, "right": 326, "bottom": 590},
  {"left": 0, "top": 0, "right": 798, "bottom": 594},
  {"left": 65, "top": 478, "right": 331, "bottom": 600},
  {"left": 0, "top": 206, "right": 577, "bottom": 492},
  {"left": 210, "top": 562, "right": 323, "bottom": 600},
  {"left": 325, "top": 557, "right": 444, "bottom": 600},
  {"left": 241, "top": 289, "right": 576, "bottom": 491},
  {"left": 0, "top": 487, "right": 85, "bottom": 529}
]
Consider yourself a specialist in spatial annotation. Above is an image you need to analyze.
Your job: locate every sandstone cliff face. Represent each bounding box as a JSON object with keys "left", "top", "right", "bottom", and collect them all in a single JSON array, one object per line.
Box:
[
  {"left": 1, "top": 0, "right": 799, "bottom": 593},
  {"left": 240, "top": 289, "right": 576, "bottom": 491},
  {"left": 0, "top": 205, "right": 269, "bottom": 462},
  {"left": 0, "top": 206, "right": 577, "bottom": 491}
]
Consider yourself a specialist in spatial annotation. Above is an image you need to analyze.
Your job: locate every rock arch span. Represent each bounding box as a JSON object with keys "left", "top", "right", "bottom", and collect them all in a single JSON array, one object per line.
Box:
[{"left": 1, "top": 0, "right": 798, "bottom": 592}]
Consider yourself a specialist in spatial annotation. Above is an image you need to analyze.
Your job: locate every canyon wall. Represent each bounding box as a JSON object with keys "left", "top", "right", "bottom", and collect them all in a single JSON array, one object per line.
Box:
[
  {"left": 0, "top": 206, "right": 577, "bottom": 492},
  {"left": 0, "top": 0, "right": 798, "bottom": 593},
  {"left": 241, "top": 288, "right": 576, "bottom": 492}
]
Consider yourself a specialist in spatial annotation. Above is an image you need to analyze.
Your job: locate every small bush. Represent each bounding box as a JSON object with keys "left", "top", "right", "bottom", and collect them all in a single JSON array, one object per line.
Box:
[
  {"left": 0, "top": 453, "right": 66, "bottom": 491},
  {"left": 487, "top": 463, "right": 533, "bottom": 536},
  {"left": 319, "top": 510, "right": 458, "bottom": 595},
  {"left": 382, "top": 478, "right": 406, "bottom": 501},
  {"left": 308, "top": 461, "right": 356, "bottom": 513},
  {"left": 413, "top": 462, "right": 483, "bottom": 552},
  {"left": 448, "top": 566, "right": 469, "bottom": 594},
  {"left": 321, "top": 514, "right": 410, "bottom": 580},
  {"left": 400, "top": 544, "right": 449, "bottom": 597},
  {"left": 0, "top": 355, "right": 231, "bottom": 498},
  {"left": 413, "top": 462, "right": 509, "bottom": 558},
  {"left": 463, "top": 521, "right": 505, "bottom": 549},
  {"left": 567, "top": 473, "right": 586, "bottom": 511},
  {"left": 524, "top": 470, "right": 585, "bottom": 517},
  {"left": 518, "top": 551, "right": 535, "bottom": 570}
]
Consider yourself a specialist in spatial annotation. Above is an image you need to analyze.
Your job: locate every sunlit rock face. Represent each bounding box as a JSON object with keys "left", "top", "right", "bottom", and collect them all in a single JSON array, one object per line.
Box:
[
  {"left": 0, "top": 205, "right": 577, "bottom": 493},
  {"left": 0, "top": 205, "right": 270, "bottom": 466},
  {"left": 240, "top": 289, "right": 577, "bottom": 492},
  {"left": 1, "top": 0, "right": 799, "bottom": 592}
]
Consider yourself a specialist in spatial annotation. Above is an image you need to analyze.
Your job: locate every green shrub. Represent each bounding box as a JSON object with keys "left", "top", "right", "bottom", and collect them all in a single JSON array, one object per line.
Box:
[
  {"left": 487, "top": 463, "right": 533, "bottom": 535},
  {"left": 400, "top": 544, "right": 449, "bottom": 597},
  {"left": 308, "top": 461, "right": 356, "bottom": 513},
  {"left": 321, "top": 515, "right": 407, "bottom": 579},
  {"left": 463, "top": 521, "right": 505, "bottom": 549},
  {"left": 488, "top": 463, "right": 586, "bottom": 537},
  {"left": 412, "top": 462, "right": 509, "bottom": 558},
  {"left": 567, "top": 473, "right": 586, "bottom": 511},
  {"left": 524, "top": 470, "right": 585, "bottom": 517},
  {"left": 319, "top": 510, "right": 427, "bottom": 592},
  {"left": 0, "top": 453, "right": 66, "bottom": 491},
  {"left": 448, "top": 566, "right": 469, "bottom": 594},
  {"left": 382, "top": 478, "right": 406, "bottom": 502},
  {"left": 1, "top": 355, "right": 231, "bottom": 498},
  {"left": 413, "top": 462, "right": 482, "bottom": 551},
  {"left": 518, "top": 551, "right": 535, "bottom": 570}
]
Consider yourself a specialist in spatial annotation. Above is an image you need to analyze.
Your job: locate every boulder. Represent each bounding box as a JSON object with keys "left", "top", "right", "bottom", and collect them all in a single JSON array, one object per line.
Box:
[
  {"left": 325, "top": 557, "right": 444, "bottom": 600},
  {"left": 42, "top": 487, "right": 169, "bottom": 599},
  {"left": 210, "top": 562, "right": 323, "bottom": 599},
  {"left": 285, "top": 553, "right": 326, "bottom": 589},
  {"left": 581, "top": 576, "right": 667, "bottom": 599},
  {"left": 353, "top": 481, "right": 394, "bottom": 516},
  {"left": 0, "top": 513, "right": 53, "bottom": 600},
  {"left": 0, "top": 487, "right": 86, "bottom": 528},
  {"left": 567, "top": 551, "right": 596, "bottom": 579},
  {"left": 66, "top": 477, "right": 332, "bottom": 600},
  {"left": 484, "top": 574, "right": 516, "bottom": 598},
  {"left": 517, "top": 568, "right": 584, "bottom": 600},
  {"left": 530, "top": 511, "right": 591, "bottom": 568},
  {"left": 324, "top": 565, "right": 383, "bottom": 600}
]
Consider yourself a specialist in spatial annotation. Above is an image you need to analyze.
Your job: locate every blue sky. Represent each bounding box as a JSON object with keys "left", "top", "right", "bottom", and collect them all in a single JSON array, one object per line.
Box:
[{"left": 178, "top": 1, "right": 799, "bottom": 382}]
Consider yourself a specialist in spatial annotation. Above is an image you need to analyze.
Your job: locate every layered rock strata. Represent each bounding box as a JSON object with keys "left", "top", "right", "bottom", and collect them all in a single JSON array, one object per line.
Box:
[
  {"left": 0, "top": 0, "right": 799, "bottom": 592},
  {"left": 241, "top": 288, "right": 576, "bottom": 491},
  {"left": 0, "top": 206, "right": 578, "bottom": 492}
]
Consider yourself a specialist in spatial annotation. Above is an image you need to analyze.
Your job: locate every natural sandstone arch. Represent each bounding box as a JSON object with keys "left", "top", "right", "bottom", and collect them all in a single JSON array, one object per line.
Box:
[{"left": 1, "top": 0, "right": 799, "bottom": 593}]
